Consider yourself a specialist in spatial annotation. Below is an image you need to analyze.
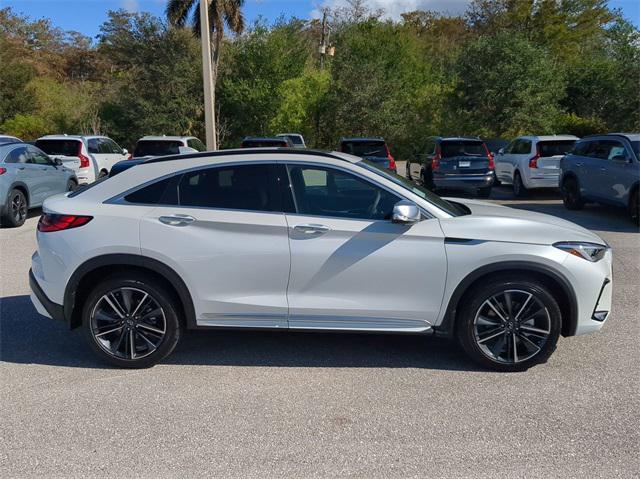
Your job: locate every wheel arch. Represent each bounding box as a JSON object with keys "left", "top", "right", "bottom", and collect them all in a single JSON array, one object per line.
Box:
[
  {"left": 435, "top": 261, "right": 578, "bottom": 339},
  {"left": 8, "top": 181, "right": 30, "bottom": 207},
  {"left": 64, "top": 254, "right": 196, "bottom": 330}
]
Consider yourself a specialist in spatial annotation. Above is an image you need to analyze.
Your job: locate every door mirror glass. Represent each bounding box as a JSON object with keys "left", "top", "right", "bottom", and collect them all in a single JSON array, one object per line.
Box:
[
  {"left": 122, "top": 148, "right": 128, "bottom": 156},
  {"left": 392, "top": 200, "right": 421, "bottom": 224},
  {"left": 498, "top": 148, "right": 504, "bottom": 155}
]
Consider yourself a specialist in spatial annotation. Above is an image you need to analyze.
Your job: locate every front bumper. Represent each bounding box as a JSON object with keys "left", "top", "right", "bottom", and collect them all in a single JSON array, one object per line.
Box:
[
  {"left": 29, "top": 269, "right": 64, "bottom": 322},
  {"left": 433, "top": 173, "right": 494, "bottom": 190}
]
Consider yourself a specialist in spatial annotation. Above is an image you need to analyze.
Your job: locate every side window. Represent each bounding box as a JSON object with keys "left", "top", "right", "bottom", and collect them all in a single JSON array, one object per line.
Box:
[
  {"left": 588, "top": 141, "right": 613, "bottom": 160},
  {"left": 604, "top": 141, "right": 627, "bottom": 160},
  {"left": 187, "top": 138, "right": 206, "bottom": 152},
  {"left": 510, "top": 140, "right": 523, "bottom": 154},
  {"left": 572, "top": 141, "right": 589, "bottom": 156},
  {"left": 4, "top": 146, "right": 29, "bottom": 164},
  {"left": 28, "top": 146, "right": 53, "bottom": 165},
  {"left": 178, "top": 164, "right": 280, "bottom": 212},
  {"left": 98, "top": 139, "right": 112, "bottom": 154},
  {"left": 125, "top": 176, "right": 178, "bottom": 205},
  {"left": 517, "top": 140, "right": 532, "bottom": 154},
  {"left": 287, "top": 165, "right": 400, "bottom": 221},
  {"left": 88, "top": 139, "right": 100, "bottom": 154},
  {"left": 105, "top": 138, "right": 123, "bottom": 154}
]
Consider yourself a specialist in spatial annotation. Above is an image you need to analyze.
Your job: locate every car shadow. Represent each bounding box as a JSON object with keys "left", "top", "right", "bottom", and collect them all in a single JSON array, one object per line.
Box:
[{"left": 0, "top": 295, "right": 482, "bottom": 372}]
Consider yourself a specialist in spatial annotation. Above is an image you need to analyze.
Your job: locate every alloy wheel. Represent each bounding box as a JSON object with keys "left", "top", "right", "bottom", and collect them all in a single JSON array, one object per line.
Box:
[
  {"left": 473, "top": 289, "right": 551, "bottom": 364},
  {"left": 11, "top": 191, "right": 27, "bottom": 224},
  {"left": 90, "top": 287, "right": 166, "bottom": 360}
]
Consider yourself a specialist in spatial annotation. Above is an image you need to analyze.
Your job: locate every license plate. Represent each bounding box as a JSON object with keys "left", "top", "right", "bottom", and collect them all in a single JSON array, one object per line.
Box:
[{"left": 458, "top": 161, "right": 471, "bottom": 167}]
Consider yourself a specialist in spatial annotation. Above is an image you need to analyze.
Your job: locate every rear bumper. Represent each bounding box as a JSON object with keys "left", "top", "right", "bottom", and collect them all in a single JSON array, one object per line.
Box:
[
  {"left": 433, "top": 173, "right": 494, "bottom": 190},
  {"left": 523, "top": 172, "right": 560, "bottom": 189},
  {"left": 29, "top": 269, "right": 65, "bottom": 322}
]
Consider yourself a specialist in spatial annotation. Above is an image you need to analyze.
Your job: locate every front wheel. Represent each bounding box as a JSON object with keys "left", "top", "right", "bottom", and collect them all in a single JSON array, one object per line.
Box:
[
  {"left": 561, "top": 176, "right": 584, "bottom": 210},
  {"left": 67, "top": 180, "right": 77, "bottom": 192},
  {"left": 82, "top": 274, "right": 182, "bottom": 368},
  {"left": 513, "top": 171, "right": 527, "bottom": 197},
  {"left": 456, "top": 277, "right": 561, "bottom": 372},
  {"left": 629, "top": 189, "right": 639, "bottom": 225}
]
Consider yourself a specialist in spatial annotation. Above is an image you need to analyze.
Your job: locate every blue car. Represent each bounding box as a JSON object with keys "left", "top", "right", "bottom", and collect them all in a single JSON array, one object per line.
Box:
[
  {"left": 0, "top": 142, "right": 77, "bottom": 227},
  {"left": 560, "top": 133, "right": 640, "bottom": 224}
]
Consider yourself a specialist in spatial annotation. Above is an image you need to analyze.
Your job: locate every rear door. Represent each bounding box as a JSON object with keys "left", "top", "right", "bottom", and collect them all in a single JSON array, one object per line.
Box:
[
  {"left": 139, "top": 162, "right": 291, "bottom": 328},
  {"left": 438, "top": 140, "right": 490, "bottom": 175},
  {"left": 284, "top": 162, "right": 447, "bottom": 332},
  {"left": 594, "top": 139, "right": 634, "bottom": 205},
  {"left": 27, "top": 146, "right": 67, "bottom": 202}
]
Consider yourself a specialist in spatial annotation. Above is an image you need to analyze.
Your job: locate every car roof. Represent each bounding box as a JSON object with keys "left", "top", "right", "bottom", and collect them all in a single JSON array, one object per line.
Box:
[
  {"left": 581, "top": 133, "right": 640, "bottom": 141},
  {"left": 242, "top": 137, "right": 288, "bottom": 141},
  {"left": 437, "top": 137, "right": 483, "bottom": 142},
  {"left": 138, "top": 136, "right": 192, "bottom": 141},
  {"left": 37, "top": 135, "right": 112, "bottom": 140},
  {"left": 142, "top": 148, "right": 358, "bottom": 165},
  {"left": 340, "top": 137, "right": 385, "bottom": 142},
  {"left": 276, "top": 133, "right": 302, "bottom": 137},
  {"left": 516, "top": 135, "right": 578, "bottom": 141}
]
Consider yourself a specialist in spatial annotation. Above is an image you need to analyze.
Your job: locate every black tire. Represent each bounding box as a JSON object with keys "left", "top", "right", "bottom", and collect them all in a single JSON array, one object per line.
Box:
[
  {"left": 422, "top": 169, "right": 435, "bottom": 191},
  {"left": 493, "top": 173, "right": 501, "bottom": 187},
  {"left": 478, "top": 186, "right": 492, "bottom": 199},
  {"left": 629, "top": 188, "right": 639, "bottom": 226},
  {"left": 1, "top": 188, "right": 28, "bottom": 228},
  {"left": 512, "top": 171, "right": 527, "bottom": 198},
  {"left": 406, "top": 162, "right": 412, "bottom": 181},
  {"left": 67, "top": 179, "right": 77, "bottom": 192},
  {"left": 82, "top": 274, "right": 182, "bottom": 368},
  {"left": 561, "top": 176, "right": 585, "bottom": 210},
  {"left": 456, "top": 276, "right": 561, "bottom": 372}
]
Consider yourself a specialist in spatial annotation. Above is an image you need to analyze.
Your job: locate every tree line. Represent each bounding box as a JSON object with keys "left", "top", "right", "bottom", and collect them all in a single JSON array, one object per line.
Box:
[{"left": 1, "top": 0, "right": 638, "bottom": 159}]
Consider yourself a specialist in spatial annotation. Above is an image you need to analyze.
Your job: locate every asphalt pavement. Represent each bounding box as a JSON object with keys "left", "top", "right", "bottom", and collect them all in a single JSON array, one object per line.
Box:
[{"left": 1, "top": 165, "right": 638, "bottom": 478}]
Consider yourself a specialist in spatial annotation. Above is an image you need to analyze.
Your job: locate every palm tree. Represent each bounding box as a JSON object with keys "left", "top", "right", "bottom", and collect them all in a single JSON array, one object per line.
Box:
[{"left": 167, "top": 0, "right": 245, "bottom": 149}]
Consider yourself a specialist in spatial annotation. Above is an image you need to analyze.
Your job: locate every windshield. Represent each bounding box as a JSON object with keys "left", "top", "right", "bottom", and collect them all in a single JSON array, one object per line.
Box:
[
  {"left": 342, "top": 141, "right": 387, "bottom": 158},
  {"left": 358, "top": 160, "right": 466, "bottom": 217},
  {"left": 35, "top": 139, "right": 81, "bottom": 156},
  {"left": 441, "top": 141, "right": 485, "bottom": 158},
  {"left": 538, "top": 140, "right": 576, "bottom": 157},
  {"left": 134, "top": 140, "right": 183, "bottom": 157}
]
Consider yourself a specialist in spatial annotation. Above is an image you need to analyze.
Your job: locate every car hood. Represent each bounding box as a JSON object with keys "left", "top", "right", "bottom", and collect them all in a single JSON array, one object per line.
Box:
[{"left": 438, "top": 198, "right": 606, "bottom": 246}]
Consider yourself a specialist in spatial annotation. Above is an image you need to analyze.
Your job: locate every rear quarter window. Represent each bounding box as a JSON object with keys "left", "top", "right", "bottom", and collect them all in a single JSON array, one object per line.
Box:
[{"left": 124, "top": 176, "right": 178, "bottom": 205}]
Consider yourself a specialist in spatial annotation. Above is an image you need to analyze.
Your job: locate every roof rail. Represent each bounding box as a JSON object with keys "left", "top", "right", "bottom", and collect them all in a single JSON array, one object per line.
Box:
[{"left": 143, "top": 147, "right": 348, "bottom": 165}]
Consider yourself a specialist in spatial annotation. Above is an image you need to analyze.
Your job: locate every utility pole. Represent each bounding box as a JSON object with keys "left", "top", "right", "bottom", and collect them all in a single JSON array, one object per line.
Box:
[
  {"left": 200, "top": 0, "right": 217, "bottom": 150},
  {"left": 319, "top": 9, "right": 328, "bottom": 69}
]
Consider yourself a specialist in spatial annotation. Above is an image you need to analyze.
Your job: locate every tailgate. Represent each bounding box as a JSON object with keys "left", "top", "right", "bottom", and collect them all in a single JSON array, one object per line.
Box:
[
  {"left": 537, "top": 155, "right": 562, "bottom": 170},
  {"left": 438, "top": 155, "right": 490, "bottom": 174}
]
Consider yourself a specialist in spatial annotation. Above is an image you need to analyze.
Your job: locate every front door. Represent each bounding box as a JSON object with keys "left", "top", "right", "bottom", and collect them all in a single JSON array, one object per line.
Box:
[
  {"left": 283, "top": 163, "right": 447, "bottom": 332},
  {"left": 139, "top": 162, "right": 291, "bottom": 328}
]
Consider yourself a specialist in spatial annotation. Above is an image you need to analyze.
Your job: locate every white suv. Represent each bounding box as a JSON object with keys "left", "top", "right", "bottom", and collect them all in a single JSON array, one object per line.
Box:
[
  {"left": 494, "top": 135, "right": 578, "bottom": 196},
  {"left": 29, "top": 149, "right": 613, "bottom": 371},
  {"left": 35, "top": 135, "right": 129, "bottom": 184},
  {"left": 132, "top": 136, "right": 206, "bottom": 159}
]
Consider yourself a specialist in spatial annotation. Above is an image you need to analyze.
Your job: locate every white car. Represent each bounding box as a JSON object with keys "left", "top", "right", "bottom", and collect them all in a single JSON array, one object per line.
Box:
[
  {"left": 494, "top": 135, "right": 578, "bottom": 196},
  {"left": 35, "top": 135, "right": 129, "bottom": 184},
  {"left": 0, "top": 135, "right": 22, "bottom": 145},
  {"left": 29, "top": 150, "right": 613, "bottom": 371},
  {"left": 132, "top": 136, "right": 206, "bottom": 159}
]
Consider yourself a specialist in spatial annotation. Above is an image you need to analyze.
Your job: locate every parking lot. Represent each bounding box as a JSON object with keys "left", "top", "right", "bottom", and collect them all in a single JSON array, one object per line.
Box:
[{"left": 1, "top": 165, "right": 639, "bottom": 478}]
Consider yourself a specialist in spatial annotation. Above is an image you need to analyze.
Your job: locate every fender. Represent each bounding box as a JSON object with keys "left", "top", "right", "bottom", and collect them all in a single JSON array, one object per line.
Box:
[
  {"left": 434, "top": 261, "right": 578, "bottom": 338},
  {"left": 64, "top": 253, "right": 196, "bottom": 329}
]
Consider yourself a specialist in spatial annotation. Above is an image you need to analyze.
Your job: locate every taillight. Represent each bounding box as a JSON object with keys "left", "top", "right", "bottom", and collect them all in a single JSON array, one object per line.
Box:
[
  {"left": 385, "top": 145, "right": 396, "bottom": 171},
  {"left": 0, "top": 167, "right": 6, "bottom": 175},
  {"left": 529, "top": 147, "right": 540, "bottom": 168},
  {"left": 432, "top": 147, "right": 441, "bottom": 171},
  {"left": 38, "top": 213, "right": 93, "bottom": 232},
  {"left": 77, "top": 143, "right": 90, "bottom": 168},
  {"left": 483, "top": 143, "right": 495, "bottom": 170}
]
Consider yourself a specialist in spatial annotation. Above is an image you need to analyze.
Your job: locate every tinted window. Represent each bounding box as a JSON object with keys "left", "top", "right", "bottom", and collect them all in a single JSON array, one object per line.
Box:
[
  {"left": 440, "top": 141, "right": 486, "bottom": 158},
  {"left": 513, "top": 140, "right": 532, "bottom": 154},
  {"left": 288, "top": 165, "right": 399, "bottom": 220},
  {"left": 340, "top": 141, "right": 387, "bottom": 158},
  {"left": 572, "top": 141, "right": 590, "bottom": 156},
  {"left": 134, "top": 140, "right": 182, "bottom": 157},
  {"left": 28, "top": 146, "right": 53, "bottom": 165},
  {"left": 241, "top": 139, "right": 288, "bottom": 148},
  {"left": 282, "top": 135, "right": 303, "bottom": 145},
  {"left": 97, "top": 139, "right": 112, "bottom": 154},
  {"left": 631, "top": 141, "right": 639, "bottom": 157},
  {"left": 4, "top": 146, "right": 29, "bottom": 164},
  {"left": 186, "top": 138, "right": 206, "bottom": 152},
  {"left": 538, "top": 140, "right": 576, "bottom": 157},
  {"left": 178, "top": 164, "right": 279, "bottom": 212},
  {"left": 125, "top": 177, "right": 176, "bottom": 205},
  {"left": 88, "top": 139, "right": 100, "bottom": 154},
  {"left": 587, "top": 140, "right": 624, "bottom": 160},
  {"left": 35, "top": 139, "right": 81, "bottom": 156},
  {"left": 105, "top": 138, "right": 124, "bottom": 154}
]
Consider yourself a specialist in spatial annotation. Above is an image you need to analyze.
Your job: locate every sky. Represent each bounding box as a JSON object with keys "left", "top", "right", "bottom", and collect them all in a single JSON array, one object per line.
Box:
[{"left": 1, "top": 0, "right": 638, "bottom": 40}]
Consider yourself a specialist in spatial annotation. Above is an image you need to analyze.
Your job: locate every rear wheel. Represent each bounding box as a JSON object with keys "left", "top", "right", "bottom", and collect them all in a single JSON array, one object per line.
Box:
[
  {"left": 477, "top": 186, "right": 492, "bottom": 199},
  {"left": 561, "top": 176, "right": 584, "bottom": 210},
  {"left": 513, "top": 171, "right": 527, "bottom": 197},
  {"left": 406, "top": 162, "right": 412, "bottom": 181},
  {"left": 456, "top": 277, "right": 561, "bottom": 372},
  {"left": 67, "top": 179, "right": 77, "bottom": 192},
  {"left": 2, "top": 188, "right": 28, "bottom": 228},
  {"left": 82, "top": 274, "right": 182, "bottom": 368},
  {"left": 98, "top": 170, "right": 108, "bottom": 179},
  {"left": 629, "top": 188, "right": 639, "bottom": 225}
]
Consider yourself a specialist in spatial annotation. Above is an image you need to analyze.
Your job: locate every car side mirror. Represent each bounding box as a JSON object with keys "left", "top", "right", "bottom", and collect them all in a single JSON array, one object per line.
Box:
[
  {"left": 178, "top": 146, "right": 198, "bottom": 154},
  {"left": 497, "top": 148, "right": 504, "bottom": 155},
  {"left": 54, "top": 158, "right": 63, "bottom": 166},
  {"left": 611, "top": 154, "right": 629, "bottom": 163},
  {"left": 392, "top": 200, "right": 421, "bottom": 224},
  {"left": 122, "top": 148, "right": 128, "bottom": 155}
]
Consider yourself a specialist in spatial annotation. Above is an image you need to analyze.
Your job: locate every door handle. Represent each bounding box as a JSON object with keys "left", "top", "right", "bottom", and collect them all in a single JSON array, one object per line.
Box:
[
  {"left": 575, "top": 162, "right": 582, "bottom": 167},
  {"left": 159, "top": 214, "right": 196, "bottom": 226},
  {"left": 600, "top": 167, "right": 606, "bottom": 171},
  {"left": 293, "top": 223, "right": 330, "bottom": 235}
]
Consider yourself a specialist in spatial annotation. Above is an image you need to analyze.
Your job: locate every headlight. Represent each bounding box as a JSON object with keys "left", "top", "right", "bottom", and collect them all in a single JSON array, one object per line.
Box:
[{"left": 554, "top": 242, "right": 608, "bottom": 262}]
